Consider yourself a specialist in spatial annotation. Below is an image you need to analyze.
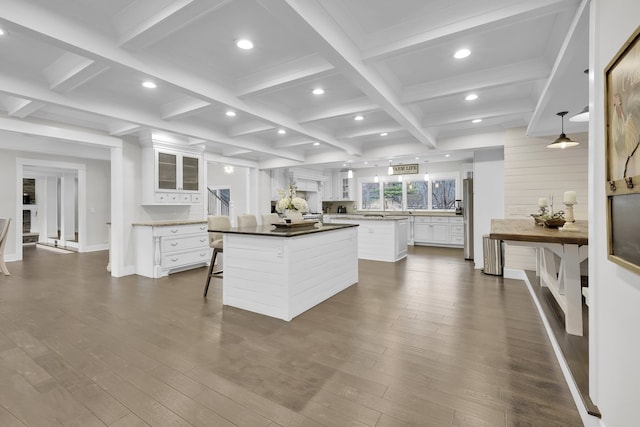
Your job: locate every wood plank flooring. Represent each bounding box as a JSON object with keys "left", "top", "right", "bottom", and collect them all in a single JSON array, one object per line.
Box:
[{"left": 0, "top": 245, "right": 583, "bottom": 426}]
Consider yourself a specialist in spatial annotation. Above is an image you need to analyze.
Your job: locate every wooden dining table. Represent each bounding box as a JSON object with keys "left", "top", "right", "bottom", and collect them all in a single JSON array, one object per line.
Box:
[{"left": 490, "top": 219, "right": 588, "bottom": 336}]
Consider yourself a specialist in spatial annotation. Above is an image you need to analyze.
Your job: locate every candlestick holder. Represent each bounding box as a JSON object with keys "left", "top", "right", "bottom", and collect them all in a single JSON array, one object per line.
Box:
[{"left": 561, "top": 202, "right": 579, "bottom": 231}]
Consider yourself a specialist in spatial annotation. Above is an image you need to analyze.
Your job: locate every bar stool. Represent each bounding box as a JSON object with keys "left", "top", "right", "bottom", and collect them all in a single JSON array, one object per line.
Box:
[
  {"left": 203, "top": 215, "right": 230, "bottom": 297},
  {"left": 237, "top": 214, "right": 257, "bottom": 228},
  {"left": 261, "top": 213, "right": 281, "bottom": 225},
  {"left": 0, "top": 218, "right": 11, "bottom": 276}
]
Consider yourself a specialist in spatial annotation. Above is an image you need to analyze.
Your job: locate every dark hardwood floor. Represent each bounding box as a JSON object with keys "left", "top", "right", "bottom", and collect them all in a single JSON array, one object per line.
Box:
[{"left": 0, "top": 245, "right": 582, "bottom": 426}]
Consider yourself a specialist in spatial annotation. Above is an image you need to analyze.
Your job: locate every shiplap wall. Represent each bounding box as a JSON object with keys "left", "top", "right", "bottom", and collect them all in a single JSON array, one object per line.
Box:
[{"left": 503, "top": 127, "right": 588, "bottom": 271}]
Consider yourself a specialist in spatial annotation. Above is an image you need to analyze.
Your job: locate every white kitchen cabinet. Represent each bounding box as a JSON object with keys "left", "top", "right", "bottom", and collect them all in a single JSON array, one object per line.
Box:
[
  {"left": 337, "top": 172, "right": 353, "bottom": 200},
  {"left": 141, "top": 140, "right": 204, "bottom": 205},
  {"left": 413, "top": 215, "right": 463, "bottom": 247},
  {"left": 133, "top": 221, "right": 210, "bottom": 278}
]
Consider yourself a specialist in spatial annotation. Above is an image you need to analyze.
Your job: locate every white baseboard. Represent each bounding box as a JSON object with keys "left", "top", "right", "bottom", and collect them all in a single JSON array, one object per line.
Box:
[
  {"left": 82, "top": 244, "right": 109, "bottom": 253},
  {"left": 504, "top": 268, "right": 527, "bottom": 280},
  {"left": 521, "top": 274, "right": 600, "bottom": 427},
  {"left": 4, "top": 254, "right": 19, "bottom": 262}
]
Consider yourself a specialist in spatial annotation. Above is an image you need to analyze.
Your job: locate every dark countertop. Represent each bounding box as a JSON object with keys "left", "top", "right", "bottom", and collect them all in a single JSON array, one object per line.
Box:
[
  {"left": 326, "top": 211, "right": 459, "bottom": 217},
  {"left": 210, "top": 223, "right": 358, "bottom": 237},
  {"left": 132, "top": 219, "right": 206, "bottom": 226},
  {"left": 329, "top": 215, "right": 409, "bottom": 221},
  {"left": 490, "top": 219, "right": 588, "bottom": 245}
]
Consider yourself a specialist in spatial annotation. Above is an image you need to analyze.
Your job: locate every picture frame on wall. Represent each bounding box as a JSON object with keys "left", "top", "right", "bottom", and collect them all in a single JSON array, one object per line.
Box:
[{"left": 605, "top": 25, "right": 640, "bottom": 275}]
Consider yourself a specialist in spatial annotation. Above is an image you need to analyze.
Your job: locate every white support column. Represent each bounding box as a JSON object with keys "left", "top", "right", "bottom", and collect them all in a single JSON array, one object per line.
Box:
[
  {"left": 60, "top": 173, "right": 77, "bottom": 243},
  {"left": 110, "top": 146, "right": 124, "bottom": 277},
  {"left": 46, "top": 176, "right": 59, "bottom": 241}
]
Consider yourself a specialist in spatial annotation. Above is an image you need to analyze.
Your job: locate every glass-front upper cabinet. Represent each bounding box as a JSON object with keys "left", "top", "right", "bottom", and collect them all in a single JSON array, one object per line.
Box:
[
  {"left": 181, "top": 155, "right": 199, "bottom": 191},
  {"left": 158, "top": 152, "right": 178, "bottom": 190},
  {"left": 155, "top": 150, "right": 200, "bottom": 192}
]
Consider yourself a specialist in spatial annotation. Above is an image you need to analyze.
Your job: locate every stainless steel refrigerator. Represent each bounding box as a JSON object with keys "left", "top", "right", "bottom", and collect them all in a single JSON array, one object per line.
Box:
[{"left": 463, "top": 178, "right": 473, "bottom": 260}]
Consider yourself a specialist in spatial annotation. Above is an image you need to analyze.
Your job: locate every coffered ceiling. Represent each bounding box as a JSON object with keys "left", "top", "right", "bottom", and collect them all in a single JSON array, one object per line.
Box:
[{"left": 0, "top": 0, "right": 590, "bottom": 169}]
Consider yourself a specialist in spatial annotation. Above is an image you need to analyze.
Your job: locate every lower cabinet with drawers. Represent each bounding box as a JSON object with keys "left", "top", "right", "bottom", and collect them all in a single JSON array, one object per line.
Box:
[
  {"left": 133, "top": 220, "right": 210, "bottom": 278},
  {"left": 413, "top": 215, "right": 464, "bottom": 247}
]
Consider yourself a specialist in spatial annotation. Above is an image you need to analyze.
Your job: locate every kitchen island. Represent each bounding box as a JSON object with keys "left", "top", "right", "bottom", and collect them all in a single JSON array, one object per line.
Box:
[
  {"left": 209, "top": 222, "right": 358, "bottom": 321},
  {"left": 326, "top": 215, "right": 409, "bottom": 262}
]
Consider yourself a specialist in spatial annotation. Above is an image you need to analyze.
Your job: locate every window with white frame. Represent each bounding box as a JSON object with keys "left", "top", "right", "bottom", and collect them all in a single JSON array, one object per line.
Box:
[{"left": 359, "top": 173, "right": 459, "bottom": 211}]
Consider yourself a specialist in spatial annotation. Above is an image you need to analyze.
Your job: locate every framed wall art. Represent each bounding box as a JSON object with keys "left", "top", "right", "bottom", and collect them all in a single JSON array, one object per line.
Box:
[{"left": 605, "top": 25, "right": 640, "bottom": 274}]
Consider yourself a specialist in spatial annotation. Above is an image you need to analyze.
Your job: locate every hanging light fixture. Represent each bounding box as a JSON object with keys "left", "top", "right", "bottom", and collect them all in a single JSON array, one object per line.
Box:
[
  {"left": 547, "top": 111, "right": 580, "bottom": 149},
  {"left": 569, "top": 105, "right": 589, "bottom": 122},
  {"left": 388, "top": 160, "right": 393, "bottom": 175},
  {"left": 570, "top": 69, "right": 590, "bottom": 123},
  {"left": 347, "top": 168, "right": 353, "bottom": 179},
  {"left": 423, "top": 161, "right": 429, "bottom": 181}
]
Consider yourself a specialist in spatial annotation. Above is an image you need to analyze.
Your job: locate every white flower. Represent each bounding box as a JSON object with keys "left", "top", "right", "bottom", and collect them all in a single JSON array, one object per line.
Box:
[{"left": 275, "top": 183, "right": 308, "bottom": 213}]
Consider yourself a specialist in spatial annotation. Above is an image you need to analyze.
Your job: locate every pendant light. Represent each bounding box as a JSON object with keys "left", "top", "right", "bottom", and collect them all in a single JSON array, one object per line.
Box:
[
  {"left": 570, "top": 69, "right": 590, "bottom": 123},
  {"left": 347, "top": 168, "right": 353, "bottom": 179},
  {"left": 547, "top": 111, "right": 580, "bottom": 149},
  {"left": 423, "top": 161, "right": 429, "bottom": 181},
  {"left": 569, "top": 105, "right": 589, "bottom": 122},
  {"left": 388, "top": 160, "right": 393, "bottom": 175}
]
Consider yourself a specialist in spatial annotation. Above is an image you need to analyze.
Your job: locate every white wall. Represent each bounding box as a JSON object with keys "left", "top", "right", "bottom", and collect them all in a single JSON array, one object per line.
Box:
[
  {"left": 591, "top": 1, "right": 640, "bottom": 425},
  {"left": 503, "top": 127, "right": 589, "bottom": 271},
  {"left": 473, "top": 149, "right": 505, "bottom": 269}
]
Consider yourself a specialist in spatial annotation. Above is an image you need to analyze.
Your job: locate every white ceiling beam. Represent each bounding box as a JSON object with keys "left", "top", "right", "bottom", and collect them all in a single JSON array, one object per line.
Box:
[
  {"left": 423, "top": 99, "right": 534, "bottom": 127},
  {"left": 43, "top": 52, "right": 109, "bottom": 92},
  {"left": 297, "top": 97, "right": 378, "bottom": 123},
  {"left": 204, "top": 151, "right": 259, "bottom": 169},
  {"left": 236, "top": 54, "right": 334, "bottom": 98},
  {"left": 228, "top": 122, "right": 274, "bottom": 138},
  {"left": 0, "top": 0, "right": 357, "bottom": 156},
  {"left": 162, "top": 98, "right": 212, "bottom": 121},
  {"left": 402, "top": 59, "right": 549, "bottom": 105},
  {"left": 336, "top": 125, "right": 403, "bottom": 140},
  {"left": 114, "top": 0, "right": 232, "bottom": 50},
  {"left": 527, "top": 0, "right": 589, "bottom": 136},
  {"left": 0, "top": 71, "right": 305, "bottom": 162},
  {"left": 273, "top": 138, "right": 313, "bottom": 149},
  {"left": 0, "top": 115, "right": 122, "bottom": 148},
  {"left": 109, "top": 123, "right": 141, "bottom": 136},
  {"left": 363, "top": 0, "right": 571, "bottom": 62},
  {"left": 221, "top": 147, "right": 252, "bottom": 157},
  {"left": 3, "top": 98, "right": 45, "bottom": 118},
  {"left": 258, "top": 0, "right": 437, "bottom": 149}
]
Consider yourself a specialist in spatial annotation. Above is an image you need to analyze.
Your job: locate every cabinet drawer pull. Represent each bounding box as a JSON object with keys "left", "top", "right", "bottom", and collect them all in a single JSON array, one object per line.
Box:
[
  {"left": 200, "top": 238, "right": 206, "bottom": 242},
  {"left": 200, "top": 252, "right": 207, "bottom": 257},
  {"left": 171, "top": 257, "right": 179, "bottom": 262},
  {"left": 171, "top": 229, "right": 178, "bottom": 233},
  {"left": 199, "top": 226, "right": 206, "bottom": 230},
  {"left": 171, "top": 242, "right": 178, "bottom": 246}
]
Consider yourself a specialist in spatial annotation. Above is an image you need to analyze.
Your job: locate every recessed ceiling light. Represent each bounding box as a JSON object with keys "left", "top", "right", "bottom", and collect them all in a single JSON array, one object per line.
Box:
[
  {"left": 236, "top": 39, "right": 254, "bottom": 50},
  {"left": 313, "top": 142, "right": 320, "bottom": 146},
  {"left": 472, "top": 119, "right": 482, "bottom": 123},
  {"left": 445, "top": 154, "right": 451, "bottom": 158},
  {"left": 465, "top": 94, "right": 478, "bottom": 101},
  {"left": 142, "top": 81, "right": 157, "bottom": 89},
  {"left": 454, "top": 48, "right": 471, "bottom": 59},
  {"left": 342, "top": 163, "right": 347, "bottom": 167},
  {"left": 380, "top": 132, "right": 388, "bottom": 136},
  {"left": 312, "top": 88, "right": 325, "bottom": 95},
  {"left": 225, "top": 110, "right": 236, "bottom": 117},
  {"left": 277, "top": 129, "right": 286, "bottom": 135},
  {"left": 415, "top": 157, "right": 420, "bottom": 160},
  {"left": 364, "top": 161, "right": 368, "bottom": 165},
  {"left": 354, "top": 115, "right": 364, "bottom": 121},
  {"left": 0, "top": 28, "right": 6, "bottom": 36}
]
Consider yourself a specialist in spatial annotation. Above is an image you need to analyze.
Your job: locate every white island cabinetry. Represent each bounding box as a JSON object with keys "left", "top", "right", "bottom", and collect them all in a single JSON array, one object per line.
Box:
[
  {"left": 329, "top": 216, "right": 408, "bottom": 262},
  {"left": 133, "top": 220, "right": 209, "bottom": 278}
]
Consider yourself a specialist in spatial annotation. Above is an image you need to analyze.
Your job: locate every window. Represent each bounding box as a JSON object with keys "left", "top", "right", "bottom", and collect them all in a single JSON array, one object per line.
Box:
[
  {"left": 361, "top": 182, "right": 380, "bottom": 209},
  {"left": 406, "top": 180, "right": 428, "bottom": 209},
  {"left": 359, "top": 173, "right": 458, "bottom": 211},
  {"left": 432, "top": 178, "right": 456, "bottom": 210},
  {"left": 383, "top": 182, "right": 403, "bottom": 210}
]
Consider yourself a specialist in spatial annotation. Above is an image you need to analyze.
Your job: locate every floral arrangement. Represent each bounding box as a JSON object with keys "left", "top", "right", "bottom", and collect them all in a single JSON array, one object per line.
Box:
[{"left": 276, "top": 183, "right": 308, "bottom": 213}]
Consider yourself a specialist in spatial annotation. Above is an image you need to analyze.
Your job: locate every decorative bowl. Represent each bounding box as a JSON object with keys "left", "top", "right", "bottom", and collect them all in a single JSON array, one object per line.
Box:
[
  {"left": 544, "top": 218, "right": 566, "bottom": 228},
  {"left": 531, "top": 214, "right": 546, "bottom": 226}
]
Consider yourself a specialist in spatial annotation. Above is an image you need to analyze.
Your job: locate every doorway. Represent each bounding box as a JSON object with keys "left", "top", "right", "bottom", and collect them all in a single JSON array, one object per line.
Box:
[{"left": 15, "top": 159, "right": 86, "bottom": 260}]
